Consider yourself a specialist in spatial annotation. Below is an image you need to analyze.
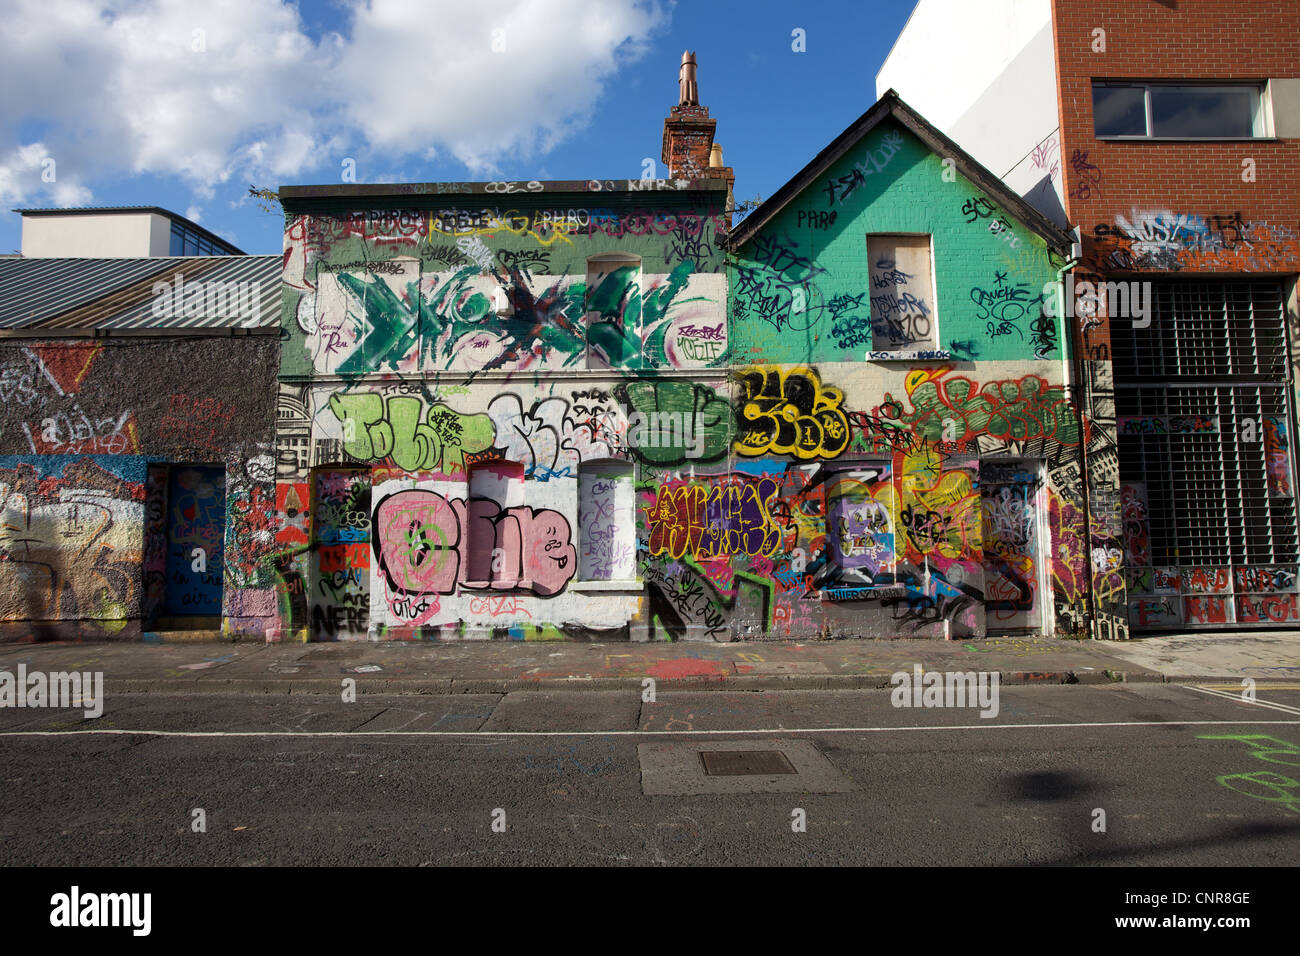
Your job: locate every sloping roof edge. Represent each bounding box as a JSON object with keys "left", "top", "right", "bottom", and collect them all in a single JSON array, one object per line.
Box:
[{"left": 723, "top": 89, "right": 1074, "bottom": 255}]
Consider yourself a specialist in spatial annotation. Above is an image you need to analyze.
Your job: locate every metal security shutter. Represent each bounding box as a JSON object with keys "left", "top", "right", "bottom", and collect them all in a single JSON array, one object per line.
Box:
[{"left": 1113, "top": 279, "right": 1299, "bottom": 629}]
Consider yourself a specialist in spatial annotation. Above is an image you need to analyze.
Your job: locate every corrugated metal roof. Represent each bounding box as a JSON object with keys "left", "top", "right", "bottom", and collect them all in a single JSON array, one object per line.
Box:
[{"left": 0, "top": 256, "right": 282, "bottom": 333}]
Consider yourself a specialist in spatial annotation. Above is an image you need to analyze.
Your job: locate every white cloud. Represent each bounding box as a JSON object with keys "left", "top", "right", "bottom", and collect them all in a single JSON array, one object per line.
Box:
[
  {"left": 0, "top": 0, "right": 666, "bottom": 205},
  {"left": 335, "top": 0, "right": 665, "bottom": 173}
]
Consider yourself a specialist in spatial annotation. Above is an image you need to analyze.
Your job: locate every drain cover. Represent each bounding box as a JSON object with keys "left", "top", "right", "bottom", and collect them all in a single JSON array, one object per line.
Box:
[
  {"left": 640, "top": 741, "right": 854, "bottom": 794},
  {"left": 700, "top": 750, "right": 797, "bottom": 776}
]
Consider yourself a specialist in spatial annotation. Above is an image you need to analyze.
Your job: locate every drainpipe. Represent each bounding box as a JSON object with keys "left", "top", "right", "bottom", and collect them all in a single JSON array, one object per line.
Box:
[{"left": 1056, "top": 251, "right": 1097, "bottom": 639}]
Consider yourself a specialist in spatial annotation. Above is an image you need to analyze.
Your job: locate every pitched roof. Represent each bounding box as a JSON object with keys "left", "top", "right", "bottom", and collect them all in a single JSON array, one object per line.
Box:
[
  {"left": 723, "top": 89, "right": 1075, "bottom": 255},
  {"left": 0, "top": 255, "right": 281, "bottom": 334}
]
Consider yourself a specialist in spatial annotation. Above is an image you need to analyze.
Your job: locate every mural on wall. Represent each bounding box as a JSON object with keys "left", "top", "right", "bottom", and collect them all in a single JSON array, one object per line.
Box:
[
  {"left": 282, "top": 203, "right": 729, "bottom": 381},
  {"left": 0, "top": 335, "right": 279, "bottom": 640},
  {"left": 734, "top": 366, "right": 851, "bottom": 460},
  {"left": 0, "top": 343, "right": 140, "bottom": 457},
  {"left": 364, "top": 464, "right": 624, "bottom": 636},
  {"left": 635, "top": 446, "right": 988, "bottom": 641},
  {"left": 727, "top": 119, "right": 1064, "bottom": 369},
  {"left": 0, "top": 457, "right": 145, "bottom": 631},
  {"left": 1089, "top": 209, "right": 1300, "bottom": 274}
]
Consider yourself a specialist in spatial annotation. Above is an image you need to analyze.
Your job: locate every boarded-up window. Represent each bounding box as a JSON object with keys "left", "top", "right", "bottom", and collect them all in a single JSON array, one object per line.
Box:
[
  {"left": 867, "top": 235, "right": 936, "bottom": 352},
  {"left": 578, "top": 460, "right": 636, "bottom": 581},
  {"left": 467, "top": 461, "right": 526, "bottom": 586},
  {"left": 823, "top": 463, "right": 896, "bottom": 588},
  {"left": 586, "top": 255, "right": 642, "bottom": 369}
]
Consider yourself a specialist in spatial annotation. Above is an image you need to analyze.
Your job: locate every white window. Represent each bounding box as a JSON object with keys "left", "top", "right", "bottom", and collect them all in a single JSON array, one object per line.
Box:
[{"left": 466, "top": 461, "right": 525, "bottom": 587}]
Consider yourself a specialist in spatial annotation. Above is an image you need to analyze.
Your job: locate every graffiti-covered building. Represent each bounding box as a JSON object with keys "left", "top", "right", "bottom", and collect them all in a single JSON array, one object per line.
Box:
[
  {"left": 271, "top": 68, "right": 1104, "bottom": 643},
  {"left": 879, "top": 0, "right": 1300, "bottom": 635},
  {"left": 0, "top": 252, "right": 281, "bottom": 641},
  {"left": 273, "top": 172, "right": 733, "bottom": 641},
  {"left": 720, "top": 92, "right": 1079, "bottom": 640}
]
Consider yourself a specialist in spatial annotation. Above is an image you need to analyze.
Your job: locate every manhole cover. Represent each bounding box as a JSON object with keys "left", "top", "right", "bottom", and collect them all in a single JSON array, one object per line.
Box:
[{"left": 700, "top": 750, "right": 797, "bottom": 776}]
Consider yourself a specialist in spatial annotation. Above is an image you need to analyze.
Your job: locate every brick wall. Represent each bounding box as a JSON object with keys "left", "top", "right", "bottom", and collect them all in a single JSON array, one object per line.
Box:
[{"left": 1053, "top": 0, "right": 1300, "bottom": 271}]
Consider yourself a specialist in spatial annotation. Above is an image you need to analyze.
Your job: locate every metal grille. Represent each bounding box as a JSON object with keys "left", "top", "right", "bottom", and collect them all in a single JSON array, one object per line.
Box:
[
  {"left": 1112, "top": 280, "right": 1289, "bottom": 380},
  {"left": 1113, "top": 279, "right": 1297, "bottom": 568}
]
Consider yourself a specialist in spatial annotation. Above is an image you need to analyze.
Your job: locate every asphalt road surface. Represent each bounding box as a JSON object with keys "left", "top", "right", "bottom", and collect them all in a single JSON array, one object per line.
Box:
[{"left": 2, "top": 683, "right": 1298, "bottom": 865}]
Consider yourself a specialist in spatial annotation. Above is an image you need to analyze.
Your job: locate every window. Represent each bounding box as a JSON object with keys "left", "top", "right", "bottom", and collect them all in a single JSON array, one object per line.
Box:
[
  {"left": 867, "top": 234, "right": 937, "bottom": 354},
  {"left": 577, "top": 460, "right": 636, "bottom": 582},
  {"left": 1112, "top": 280, "right": 1298, "bottom": 630},
  {"left": 1093, "top": 82, "right": 1267, "bottom": 139},
  {"left": 586, "top": 254, "right": 641, "bottom": 369},
  {"left": 466, "top": 461, "right": 526, "bottom": 586},
  {"left": 169, "top": 220, "right": 233, "bottom": 257}
]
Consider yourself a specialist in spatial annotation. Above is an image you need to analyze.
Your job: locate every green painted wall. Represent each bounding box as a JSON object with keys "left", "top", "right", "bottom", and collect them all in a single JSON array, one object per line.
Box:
[{"left": 729, "top": 117, "right": 1063, "bottom": 366}]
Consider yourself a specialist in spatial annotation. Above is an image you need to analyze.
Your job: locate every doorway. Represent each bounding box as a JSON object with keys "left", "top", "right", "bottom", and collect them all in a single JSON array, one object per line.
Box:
[
  {"left": 163, "top": 465, "right": 226, "bottom": 618},
  {"left": 980, "top": 459, "right": 1048, "bottom": 633}
]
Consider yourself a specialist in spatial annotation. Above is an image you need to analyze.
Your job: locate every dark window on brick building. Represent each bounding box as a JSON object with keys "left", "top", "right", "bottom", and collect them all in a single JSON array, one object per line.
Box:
[{"left": 1093, "top": 82, "right": 1266, "bottom": 139}]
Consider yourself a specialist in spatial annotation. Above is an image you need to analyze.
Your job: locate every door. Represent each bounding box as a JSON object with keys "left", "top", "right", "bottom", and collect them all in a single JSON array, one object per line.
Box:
[
  {"left": 164, "top": 465, "right": 225, "bottom": 616},
  {"left": 980, "top": 460, "right": 1047, "bottom": 632},
  {"left": 311, "top": 467, "right": 371, "bottom": 640}
]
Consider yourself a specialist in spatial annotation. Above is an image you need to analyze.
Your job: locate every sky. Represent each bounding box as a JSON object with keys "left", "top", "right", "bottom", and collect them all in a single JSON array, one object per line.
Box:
[{"left": 0, "top": 0, "right": 919, "bottom": 256}]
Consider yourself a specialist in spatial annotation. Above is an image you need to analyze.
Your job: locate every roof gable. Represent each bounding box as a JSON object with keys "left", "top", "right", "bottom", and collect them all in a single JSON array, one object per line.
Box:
[{"left": 725, "top": 90, "right": 1073, "bottom": 255}]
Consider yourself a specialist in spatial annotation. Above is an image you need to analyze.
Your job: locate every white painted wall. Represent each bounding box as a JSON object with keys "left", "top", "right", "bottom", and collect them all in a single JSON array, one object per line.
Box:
[
  {"left": 148, "top": 212, "right": 174, "bottom": 256},
  {"left": 876, "top": 0, "right": 1068, "bottom": 226},
  {"left": 20, "top": 212, "right": 157, "bottom": 257}
]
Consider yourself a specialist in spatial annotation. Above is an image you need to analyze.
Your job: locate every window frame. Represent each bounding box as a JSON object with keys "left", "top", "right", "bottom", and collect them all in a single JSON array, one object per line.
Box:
[{"left": 815, "top": 459, "right": 899, "bottom": 599}]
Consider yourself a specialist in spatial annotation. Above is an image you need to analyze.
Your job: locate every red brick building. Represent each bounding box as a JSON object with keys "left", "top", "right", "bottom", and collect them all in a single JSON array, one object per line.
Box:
[{"left": 880, "top": 0, "right": 1300, "bottom": 635}]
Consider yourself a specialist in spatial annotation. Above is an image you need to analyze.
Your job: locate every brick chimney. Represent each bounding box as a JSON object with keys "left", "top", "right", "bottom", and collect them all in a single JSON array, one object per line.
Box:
[{"left": 662, "top": 51, "right": 734, "bottom": 217}]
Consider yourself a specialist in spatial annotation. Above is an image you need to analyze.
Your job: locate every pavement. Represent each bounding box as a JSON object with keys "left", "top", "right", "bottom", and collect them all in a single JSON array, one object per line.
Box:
[{"left": 0, "top": 630, "right": 1298, "bottom": 694}]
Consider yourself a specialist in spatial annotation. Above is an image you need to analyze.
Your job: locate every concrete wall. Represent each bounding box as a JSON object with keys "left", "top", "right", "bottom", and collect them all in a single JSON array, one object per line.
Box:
[
  {"left": 0, "top": 335, "right": 279, "bottom": 640},
  {"left": 147, "top": 213, "right": 174, "bottom": 257},
  {"left": 875, "top": 0, "right": 1067, "bottom": 227},
  {"left": 273, "top": 184, "right": 733, "bottom": 641}
]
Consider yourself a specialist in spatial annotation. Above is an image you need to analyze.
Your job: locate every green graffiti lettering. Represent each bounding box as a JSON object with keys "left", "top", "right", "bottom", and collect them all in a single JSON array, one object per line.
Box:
[{"left": 1215, "top": 771, "right": 1300, "bottom": 811}]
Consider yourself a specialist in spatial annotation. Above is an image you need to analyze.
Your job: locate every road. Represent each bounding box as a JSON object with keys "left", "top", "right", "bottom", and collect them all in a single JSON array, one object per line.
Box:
[{"left": 1, "top": 683, "right": 1298, "bottom": 865}]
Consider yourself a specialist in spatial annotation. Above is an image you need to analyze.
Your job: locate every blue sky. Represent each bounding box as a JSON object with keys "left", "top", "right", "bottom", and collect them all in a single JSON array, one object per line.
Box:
[{"left": 1, "top": 0, "right": 917, "bottom": 256}]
